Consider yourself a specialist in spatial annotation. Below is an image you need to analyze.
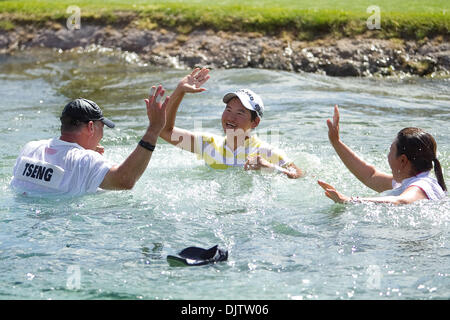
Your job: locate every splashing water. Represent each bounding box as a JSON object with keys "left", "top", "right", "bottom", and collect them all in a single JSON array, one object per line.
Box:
[{"left": 0, "top": 48, "right": 449, "bottom": 299}]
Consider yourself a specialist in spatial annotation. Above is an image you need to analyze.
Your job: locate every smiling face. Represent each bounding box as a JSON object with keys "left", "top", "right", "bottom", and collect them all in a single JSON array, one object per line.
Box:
[{"left": 221, "top": 97, "right": 260, "bottom": 135}]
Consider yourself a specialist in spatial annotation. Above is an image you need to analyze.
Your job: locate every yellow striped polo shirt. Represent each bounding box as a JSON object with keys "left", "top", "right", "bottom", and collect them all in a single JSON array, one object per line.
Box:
[{"left": 193, "top": 132, "right": 291, "bottom": 170}]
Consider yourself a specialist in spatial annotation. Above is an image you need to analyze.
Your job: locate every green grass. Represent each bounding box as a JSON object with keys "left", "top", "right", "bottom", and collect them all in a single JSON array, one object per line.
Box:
[{"left": 0, "top": 0, "right": 448, "bottom": 39}]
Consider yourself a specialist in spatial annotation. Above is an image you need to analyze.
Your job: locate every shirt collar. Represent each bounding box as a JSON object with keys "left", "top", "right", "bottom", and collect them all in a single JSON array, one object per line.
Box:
[{"left": 398, "top": 171, "right": 431, "bottom": 185}]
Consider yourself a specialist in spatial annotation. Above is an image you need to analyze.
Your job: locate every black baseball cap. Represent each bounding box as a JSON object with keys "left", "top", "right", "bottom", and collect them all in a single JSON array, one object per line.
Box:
[
  {"left": 166, "top": 245, "right": 228, "bottom": 267},
  {"left": 61, "top": 98, "right": 115, "bottom": 128}
]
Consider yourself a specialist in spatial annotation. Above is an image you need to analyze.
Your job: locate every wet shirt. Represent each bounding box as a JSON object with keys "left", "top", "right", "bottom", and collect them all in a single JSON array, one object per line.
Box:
[
  {"left": 390, "top": 171, "right": 446, "bottom": 200},
  {"left": 10, "top": 138, "right": 113, "bottom": 196},
  {"left": 193, "top": 132, "right": 291, "bottom": 170}
]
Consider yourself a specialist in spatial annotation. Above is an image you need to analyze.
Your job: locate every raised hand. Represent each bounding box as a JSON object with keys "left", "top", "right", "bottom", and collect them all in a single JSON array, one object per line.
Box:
[
  {"left": 326, "top": 104, "right": 340, "bottom": 145},
  {"left": 177, "top": 67, "right": 210, "bottom": 93},
  {"left": 317, "top": 180, "right": 350, "bottom": 203},
  {"left": 145, "top": 85, "right": 169, "bottom": 135}
]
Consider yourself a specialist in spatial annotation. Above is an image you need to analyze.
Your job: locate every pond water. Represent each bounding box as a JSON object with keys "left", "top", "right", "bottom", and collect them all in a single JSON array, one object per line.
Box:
[{"left": 0, "top": 47, "right": 449, "bottom": 300}]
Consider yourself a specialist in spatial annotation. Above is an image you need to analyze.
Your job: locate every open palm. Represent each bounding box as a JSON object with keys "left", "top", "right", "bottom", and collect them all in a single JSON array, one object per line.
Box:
[
  {"left": 317, "top": 180, "right": 350, "bottom": 203},
  {"left": 179, "top": 67, "right": 210, "bottom": 93}
]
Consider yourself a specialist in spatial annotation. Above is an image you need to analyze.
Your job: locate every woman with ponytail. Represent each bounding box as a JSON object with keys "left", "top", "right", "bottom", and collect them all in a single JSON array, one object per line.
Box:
[{"left": 318, "top": 105, "right": 446, "bottom": 205}]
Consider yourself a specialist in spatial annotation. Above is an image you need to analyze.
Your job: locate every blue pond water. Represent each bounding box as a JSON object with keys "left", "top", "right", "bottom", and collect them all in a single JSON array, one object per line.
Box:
[{"left": 0, "top": 47, "right": 449, "bottom": 299}]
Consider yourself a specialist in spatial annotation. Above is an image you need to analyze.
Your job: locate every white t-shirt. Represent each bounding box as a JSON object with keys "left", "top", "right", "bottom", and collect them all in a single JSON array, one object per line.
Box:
[
  {"left": 10, "top": 138, "right": 113, "bottom": 197},
  {"left": 390, "top": 171, "right": 446, "bottom": 200}
]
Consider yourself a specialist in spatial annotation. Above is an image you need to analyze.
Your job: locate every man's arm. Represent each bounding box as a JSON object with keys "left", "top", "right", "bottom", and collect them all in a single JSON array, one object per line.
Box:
[
  {"left": 159, "top": 68, "right": 210, "bottom": 153},
  {"left": 100, "top": 85, "right": 168, "bottom": 190}
]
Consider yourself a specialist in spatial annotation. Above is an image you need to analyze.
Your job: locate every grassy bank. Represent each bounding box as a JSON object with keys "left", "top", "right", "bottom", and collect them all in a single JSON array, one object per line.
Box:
[{"left": 0, "top": 0, "right": 448, "bottom": 39}]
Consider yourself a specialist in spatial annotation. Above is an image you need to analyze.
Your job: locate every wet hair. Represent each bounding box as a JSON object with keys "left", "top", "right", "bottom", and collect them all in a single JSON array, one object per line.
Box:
[
  {"left": 395, "top": 127, "right": 446, "bottom": 191},
  {"left": 60, "top": 115, "right": 88, "bottom": 132}
]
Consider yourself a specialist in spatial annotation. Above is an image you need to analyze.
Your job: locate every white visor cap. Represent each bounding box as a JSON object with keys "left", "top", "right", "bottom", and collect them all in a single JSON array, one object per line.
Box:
[{"left": 223, "top": 89, "right": 264, "bottom": 119}]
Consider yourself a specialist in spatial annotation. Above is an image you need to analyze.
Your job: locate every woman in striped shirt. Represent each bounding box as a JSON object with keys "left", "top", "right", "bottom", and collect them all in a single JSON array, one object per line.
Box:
[{"left": 159, "top": 68, "right": 303, "bottom": 179}]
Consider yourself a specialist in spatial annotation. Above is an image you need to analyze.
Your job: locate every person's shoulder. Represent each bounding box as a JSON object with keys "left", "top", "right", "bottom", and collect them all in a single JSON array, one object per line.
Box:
[
  {"left": 70, "top": 147, "right": 103, "bottom": 160},
  {"left": 196, "top": 131, "right": 223, "bottom": 144},
  {"left": 19, "top": 139, "right": 52, "bottom": 155},
  {"left": 250, "top": 135, "right": 292, "bottom": 166},
  {"left": 409, "top": 174, "right": 446, "bottom": 200},
  {"left": 251, "top": 135, "right": 287, "bottom": 154},
  {"left": 23, "top": 138, "right": 52, "bottom": 148},
  {"left": 413, "top": 173, "right": 440, "bottom": 188},
  {"left": 65, "top": 149, "right": 113, "bottom": 173}
]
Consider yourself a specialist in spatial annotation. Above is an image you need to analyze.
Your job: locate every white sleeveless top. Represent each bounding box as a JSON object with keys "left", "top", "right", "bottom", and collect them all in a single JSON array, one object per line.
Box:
[{"left": 390, "top": 171, "right": 446, "bottom": 200}]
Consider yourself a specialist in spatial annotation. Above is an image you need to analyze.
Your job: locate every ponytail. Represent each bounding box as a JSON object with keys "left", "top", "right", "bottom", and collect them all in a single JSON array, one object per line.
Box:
[
  {"left": 433, "top": 158, "right": 447, "bottom": 191},
  {"left": 396, "top": 128, "right": 446, "bottom": 192}
]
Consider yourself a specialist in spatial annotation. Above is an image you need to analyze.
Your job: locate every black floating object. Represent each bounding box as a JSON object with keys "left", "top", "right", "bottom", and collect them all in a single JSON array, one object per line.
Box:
[{"left": 167, "top": 245, "right": 228, "bottom": 267}]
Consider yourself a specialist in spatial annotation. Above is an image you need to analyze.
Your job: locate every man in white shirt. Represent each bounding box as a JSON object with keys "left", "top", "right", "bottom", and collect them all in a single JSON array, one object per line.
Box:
[{"left": 10, "top": 85, "right": 169, "bottom": 197}]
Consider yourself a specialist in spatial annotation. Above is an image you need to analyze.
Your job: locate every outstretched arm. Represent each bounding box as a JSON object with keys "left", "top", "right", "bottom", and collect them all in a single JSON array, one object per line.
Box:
[
  {"left": 244, "top": 155, "right": 304, "bottom": 179},
  {"left": 159, "top": 68, "right": 210, "bottom": 153},
  {"left": 317, "top": 180, "right": 428, "bottom": 205},
  {"left": 100, "top": 85, "right": 168, "bottom": 190},
  {"left": 327, "top": 105, "right": 393, "bottom": 193}
]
